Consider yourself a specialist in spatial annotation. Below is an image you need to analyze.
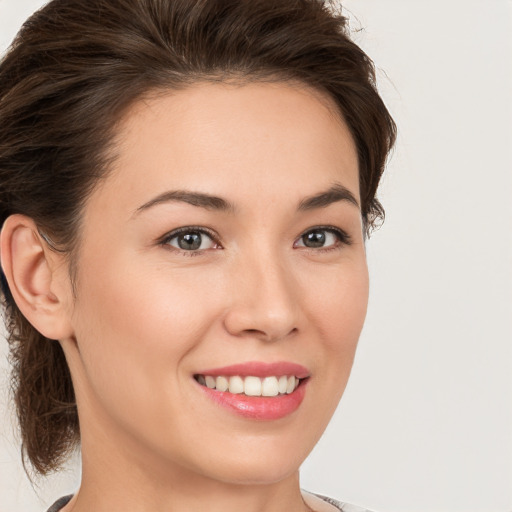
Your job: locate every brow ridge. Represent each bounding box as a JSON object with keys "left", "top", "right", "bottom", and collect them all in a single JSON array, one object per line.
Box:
[
  {"left": 134, "top": 182, "right": 358, "bottom": 217},
  {"left": 298, "top": 183, "right": 359, "bottom": 211},
  {"left": 135, "top": 190, "right": 235, "bottom": 215}
]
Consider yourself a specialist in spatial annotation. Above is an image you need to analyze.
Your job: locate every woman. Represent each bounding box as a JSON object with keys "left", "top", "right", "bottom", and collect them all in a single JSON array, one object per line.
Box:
[{"left": 0, "top": 0, "right": 396, "bottom": 511}]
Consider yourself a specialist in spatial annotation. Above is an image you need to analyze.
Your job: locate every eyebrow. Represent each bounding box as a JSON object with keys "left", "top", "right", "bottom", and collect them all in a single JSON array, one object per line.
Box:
[
  {"left": 297, "top": 183, "right": 360, "bottom": 211},
  {"left": 134, "top": 190, "right": 235, "bottom": 215},
  {"left": 134, "top": 182, "right": 359, "bottom": 217}
]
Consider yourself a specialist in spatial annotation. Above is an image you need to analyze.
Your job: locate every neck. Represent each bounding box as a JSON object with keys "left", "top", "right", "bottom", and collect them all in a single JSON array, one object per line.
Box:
[
  {"left": 64, "top": 416, "right": 311, "bottom": 512},
  {"left": 66, "top": 466, "right": 309, "bottom": 512}
]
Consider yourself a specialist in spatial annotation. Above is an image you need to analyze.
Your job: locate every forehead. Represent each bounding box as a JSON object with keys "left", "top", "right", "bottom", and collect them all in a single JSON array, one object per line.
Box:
[{"left": 92, "top": 81, "right": 360, "bottom": 215}]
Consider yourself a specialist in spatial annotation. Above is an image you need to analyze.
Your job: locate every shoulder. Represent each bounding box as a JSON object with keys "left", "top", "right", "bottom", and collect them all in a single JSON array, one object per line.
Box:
[{"left": 312, "top": 492, "right": 377, "bottom": 512}]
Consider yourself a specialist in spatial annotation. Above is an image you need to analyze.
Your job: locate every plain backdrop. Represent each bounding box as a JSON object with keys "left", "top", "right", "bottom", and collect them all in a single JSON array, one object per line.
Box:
[{"left": 1, "top": 1, "right": 511, "bottom": 511}]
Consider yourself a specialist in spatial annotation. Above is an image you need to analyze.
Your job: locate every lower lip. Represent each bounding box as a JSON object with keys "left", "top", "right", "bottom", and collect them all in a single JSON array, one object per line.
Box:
[{"left": 197, "top": 381, "right": 308, "bottom": 420}]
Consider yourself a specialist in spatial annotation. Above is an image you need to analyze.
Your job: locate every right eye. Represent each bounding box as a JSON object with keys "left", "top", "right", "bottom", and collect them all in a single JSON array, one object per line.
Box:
[{"left": 161, "top": 227, "right": 220, "bottom": 252}]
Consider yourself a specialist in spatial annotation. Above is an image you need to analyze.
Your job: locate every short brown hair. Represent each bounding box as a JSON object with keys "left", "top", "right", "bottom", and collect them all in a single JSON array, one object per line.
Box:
[{"left": 0, "top": 0, "right": 396, "bottom": 475}]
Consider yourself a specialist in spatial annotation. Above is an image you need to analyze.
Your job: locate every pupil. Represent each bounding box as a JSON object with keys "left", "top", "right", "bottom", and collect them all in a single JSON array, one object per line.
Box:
[
  {"left": 178, "top": 233, "right": 202, "bottom": 250},
  {"left": 303, "top": 231, "right": 325, "bottom": 248}
]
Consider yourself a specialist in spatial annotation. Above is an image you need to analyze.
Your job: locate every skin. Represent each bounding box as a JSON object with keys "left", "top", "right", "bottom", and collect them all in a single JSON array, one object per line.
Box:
[{"left": 1, "top": 81, "right": 368, "bottom": 512}]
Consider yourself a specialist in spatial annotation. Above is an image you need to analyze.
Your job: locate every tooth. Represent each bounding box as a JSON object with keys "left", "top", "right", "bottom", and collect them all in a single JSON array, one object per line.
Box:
[
  {"left": 216, "top": 376, "right": 229, "bottom": 392},
  {"left": 244, "top": 376, "right": 262, "bottom": 396},
  {"left": 294, "top": 378, "right": 300, "bottom": 390},
  {"left": 229, "top": 376, "right": 244, "bottom": 394},
  {"left": 205, "top": 376, "right": 216, "bottom": 389},
  {"left": 197, "top": 375, "right": 206, "bottom": 386},
  {"left": 278, "top": 375, "right": 288, "bottom": 394},
  {"left": 286, "top": 376, "right": 296, "bottom": 394},
  {"left": 262, "top": 376, "right": 279, "bottom": 397}
]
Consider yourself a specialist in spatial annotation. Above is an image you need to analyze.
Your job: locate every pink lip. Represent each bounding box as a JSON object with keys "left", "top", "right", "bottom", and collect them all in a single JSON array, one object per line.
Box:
[
  {"left": 196, "top": 361, "right": 310, "bottom": 379},
  {"left": 197, "top": 381, "right": 308, "bottom": 420},
  {"left": 194, "top": 361, "right": 310, "bottom": 421}
]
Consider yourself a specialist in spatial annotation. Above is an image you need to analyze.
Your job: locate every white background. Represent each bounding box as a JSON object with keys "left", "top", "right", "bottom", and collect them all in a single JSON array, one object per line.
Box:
[{"left": 1, "top": 1, "right": 511, "bottom": 511}]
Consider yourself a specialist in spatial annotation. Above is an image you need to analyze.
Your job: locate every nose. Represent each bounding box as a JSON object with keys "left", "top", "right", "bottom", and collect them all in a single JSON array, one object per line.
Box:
[{"left": 223, "top": 251, "right": 299, "bottom": 342}]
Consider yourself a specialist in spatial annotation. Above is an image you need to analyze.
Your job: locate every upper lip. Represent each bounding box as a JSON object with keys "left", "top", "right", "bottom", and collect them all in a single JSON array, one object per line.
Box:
[{"left": 196, "top": 361, "right": 310, "bottom": 379}]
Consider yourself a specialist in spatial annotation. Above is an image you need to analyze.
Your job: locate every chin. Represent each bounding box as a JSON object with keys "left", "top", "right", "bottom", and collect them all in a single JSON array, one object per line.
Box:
[
  {"left": 210, "top": 459, "right": 301, "bottom": 486},
  {"left": 193, "top": 438, "right": 310, "bottom": 486}
]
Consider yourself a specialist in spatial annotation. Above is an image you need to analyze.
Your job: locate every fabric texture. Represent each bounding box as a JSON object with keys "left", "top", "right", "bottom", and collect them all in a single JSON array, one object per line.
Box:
[
  {"left": 314, "top": 493, "right": 375, "bottom": 512},
  {"left": 46, "top": 495, "right": 73, "bottom": 512},
  {"left": 46, "top": 492, "right": 375, "bottom": 512}
]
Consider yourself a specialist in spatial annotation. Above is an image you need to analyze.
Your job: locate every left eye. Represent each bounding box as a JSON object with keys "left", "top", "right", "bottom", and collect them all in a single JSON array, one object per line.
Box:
[
  {"left": 295, "top": 228, "right": 344, "bottom": 249},
  {"left": 164, "top": 229, "right": 217, "bottom": 251}
]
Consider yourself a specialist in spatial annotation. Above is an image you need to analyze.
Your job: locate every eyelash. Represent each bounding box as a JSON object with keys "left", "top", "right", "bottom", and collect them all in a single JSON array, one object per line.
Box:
[
  {"left": 295, "top": 225, "right": 352, "bottom": 252},
  {"left": 158, "top": 225, "right": 352, "bottom": 256},
  {"left": 159, "top": 226, "right": 220, "bottom": 257}
]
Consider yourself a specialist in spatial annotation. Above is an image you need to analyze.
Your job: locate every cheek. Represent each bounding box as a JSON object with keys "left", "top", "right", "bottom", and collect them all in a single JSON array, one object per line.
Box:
[
  {"left": 302, "top": 256, "right": 369, "bottom": 395},
  {"left": 304, "top": 256, "right": 369, "bottom": 346},
  {"left": 69, "top": 254, "right": 224, "bottom": 421}
]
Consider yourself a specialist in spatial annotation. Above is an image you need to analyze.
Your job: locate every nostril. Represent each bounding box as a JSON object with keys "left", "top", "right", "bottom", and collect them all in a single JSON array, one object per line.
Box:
[
  {"left": 239, "top": 326, "right": 298, "bottom": 343},
  {"left": 245, "top": 329, "right": 264, "bottom": 335}
]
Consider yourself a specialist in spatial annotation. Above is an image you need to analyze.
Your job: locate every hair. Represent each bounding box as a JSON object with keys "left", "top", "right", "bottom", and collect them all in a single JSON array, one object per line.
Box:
[{"left": 0, "top": 0, "right": 396, "bottom": 476}]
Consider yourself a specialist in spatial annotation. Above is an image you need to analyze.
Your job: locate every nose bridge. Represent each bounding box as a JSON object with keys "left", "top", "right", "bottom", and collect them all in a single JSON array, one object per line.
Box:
[{"left": 224, "top": 244, "right": 299, "bottom": 341}]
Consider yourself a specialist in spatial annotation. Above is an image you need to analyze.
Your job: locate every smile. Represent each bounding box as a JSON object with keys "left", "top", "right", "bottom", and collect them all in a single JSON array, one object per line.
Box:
[
  {"left": 193, "top": 362, "right": 310, "bottom": 420},
  {"left": 195, "top": 374, "right": 302, "bottom": 397}
]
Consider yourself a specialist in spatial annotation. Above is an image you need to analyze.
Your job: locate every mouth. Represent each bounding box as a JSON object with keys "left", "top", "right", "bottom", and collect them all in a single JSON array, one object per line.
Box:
[
  {"left": 193, "top": 362, "right": 310, "bottom": 420},
  {"left": 194, "top": 374, "right": 305, "bottom": 397}
]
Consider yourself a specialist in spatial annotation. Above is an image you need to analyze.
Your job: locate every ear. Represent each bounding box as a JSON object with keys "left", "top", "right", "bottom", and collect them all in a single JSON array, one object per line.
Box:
[{"left": 0, "top": 214, "right": 74, "bottom": 340}]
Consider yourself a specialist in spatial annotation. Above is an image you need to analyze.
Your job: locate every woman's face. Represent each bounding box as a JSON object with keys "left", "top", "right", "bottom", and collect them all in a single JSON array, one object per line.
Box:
[{"left": 62, "top": 81, "right": 368, "bottom": 485}]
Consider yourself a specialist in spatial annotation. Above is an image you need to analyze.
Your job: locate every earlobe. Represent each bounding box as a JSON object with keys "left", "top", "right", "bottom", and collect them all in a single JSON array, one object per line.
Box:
[{"left": 0, "top": 214, "right": 74, "bottom": 340}]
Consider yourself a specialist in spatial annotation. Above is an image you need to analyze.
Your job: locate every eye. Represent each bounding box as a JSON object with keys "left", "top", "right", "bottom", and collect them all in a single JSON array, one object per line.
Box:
[
  {"left": 161, "top": 227, "right": 220, "bottom": 252},
  {"left": 294, "top": 227, "right": 350, "bottom": 249}
]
